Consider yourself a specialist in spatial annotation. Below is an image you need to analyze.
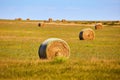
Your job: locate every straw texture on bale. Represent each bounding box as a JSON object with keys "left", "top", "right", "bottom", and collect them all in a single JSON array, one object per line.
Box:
[
  {"left": 79, "top": 28, "right": 95, "bottom": 40},
  {"left": 38, "top": 38, "right": 70, "bottom": 59},
  {"left": 95, "top": 23, "right": 103, "bottom": 29}
]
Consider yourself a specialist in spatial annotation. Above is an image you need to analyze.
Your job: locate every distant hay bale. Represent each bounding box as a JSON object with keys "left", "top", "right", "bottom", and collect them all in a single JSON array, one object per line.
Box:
[
  {"left": 15, "top": 18, "right": 22, "bottom": 21},
  {"left": 79, "top": 28, "right": 95, "bottom": 40},
  {"left": 48, "top": 18, "right": 53, "bottom": 22},
  {"left": 61, "top": 19, "right": 66, "bottom": 23},
  {"left": 38, "top": 38, "right": 70, "bottom": 59},
  {"left": 95, "top": 23, "right": 103, "bottom": 29},
  {"left": 38, "top": 23, "right": 44, "bottom": 27},
  {"left": 26, "top": 18, "right": 30, "bottom": 20}
]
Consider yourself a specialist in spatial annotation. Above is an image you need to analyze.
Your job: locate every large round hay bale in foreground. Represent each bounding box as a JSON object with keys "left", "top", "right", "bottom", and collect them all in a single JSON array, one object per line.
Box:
[
  {"left": 79, "top": 28, "right": 95, "bottom": 40},
  {"left": 95, "top": 23, "right": 103, "bottom": 29},
  {"left": 38, "top": 38, "right": 70, "bottom": 59}
]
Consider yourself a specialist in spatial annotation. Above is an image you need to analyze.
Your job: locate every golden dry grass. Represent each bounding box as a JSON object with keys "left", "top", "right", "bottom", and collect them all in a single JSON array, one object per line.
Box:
[{"left": 0, "top": 20, "right": 120, "bottom": 80}]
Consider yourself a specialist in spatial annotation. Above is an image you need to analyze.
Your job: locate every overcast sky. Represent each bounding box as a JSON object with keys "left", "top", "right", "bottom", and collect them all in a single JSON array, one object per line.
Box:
[{"left": 0, "top": 0, "right": 120, "bottom": 20}]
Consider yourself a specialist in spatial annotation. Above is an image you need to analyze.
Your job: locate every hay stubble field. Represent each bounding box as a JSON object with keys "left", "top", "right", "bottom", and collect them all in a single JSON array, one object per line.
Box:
[{"left": 0, "top": 20, "right": 120, "bottom": 80}]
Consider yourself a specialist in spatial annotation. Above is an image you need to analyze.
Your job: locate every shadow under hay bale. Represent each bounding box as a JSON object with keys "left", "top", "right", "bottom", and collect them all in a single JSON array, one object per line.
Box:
[
  {"left": 38, "top": 38, "right": 70, "bottom": 59},
  {"left": 95, "top": 23, "right": 103, "bottom": 30},
  {"left": 79, "top": 28, "right": 95, "bottom": 40}
]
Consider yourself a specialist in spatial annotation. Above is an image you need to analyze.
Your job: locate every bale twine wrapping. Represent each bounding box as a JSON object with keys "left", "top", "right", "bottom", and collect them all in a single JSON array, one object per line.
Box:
[
  {"left": 95, "top": 23, "right": 103, "bottom": 29},
  {"left": 79, "top": 28, "right": 95, "bottom": 40},
  {"left": 38, "top": 38, "right": 70, "bottom": 59}
]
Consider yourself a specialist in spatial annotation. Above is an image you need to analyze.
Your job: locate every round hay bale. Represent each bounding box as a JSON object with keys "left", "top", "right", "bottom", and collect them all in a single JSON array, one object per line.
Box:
[
  {"left": 38, "top": 38, "right": 70, "bottom": 59},
  {"left": 61, "top": 19, "right": 66, "bottom": 23},
  {"left": 95, "top": 23, "right": 103, "bottom": 29},
  {"left": 79, "top": 28, "right": 95, "bottom": 40},
  {"left": 48, "top": 18, "right": 53, "bottom": 22},
  {"left": 26, "top": 18, "right": 30, "bottom": 20},
  {"left": 38, "top": 23, "right": 44, "bottom": 27}
]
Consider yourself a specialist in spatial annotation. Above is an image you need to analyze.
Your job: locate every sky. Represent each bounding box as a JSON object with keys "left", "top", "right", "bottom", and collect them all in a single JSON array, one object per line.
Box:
[{"left": 0, "top": 0, "right": 120, "bottom": 20}]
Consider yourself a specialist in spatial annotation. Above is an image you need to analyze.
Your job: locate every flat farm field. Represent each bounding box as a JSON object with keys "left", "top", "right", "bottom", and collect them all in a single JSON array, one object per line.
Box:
[{"left": 0, "top": 20, "right": 120, "bottom": 80}]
